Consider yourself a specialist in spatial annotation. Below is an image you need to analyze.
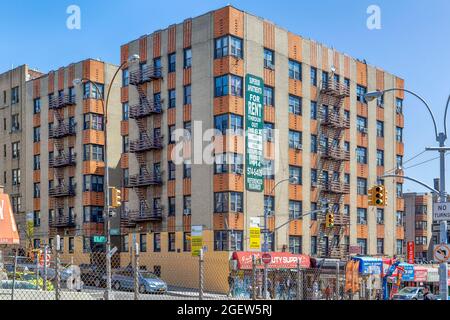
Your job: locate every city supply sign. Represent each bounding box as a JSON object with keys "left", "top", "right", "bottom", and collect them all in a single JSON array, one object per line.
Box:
[{"left": 245, "top": 74, "right": 265, "bottom": 192}]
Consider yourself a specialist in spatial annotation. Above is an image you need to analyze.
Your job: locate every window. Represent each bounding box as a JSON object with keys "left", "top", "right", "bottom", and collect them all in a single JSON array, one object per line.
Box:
[
  {"left": 33, "top": 155, "right": 40, "bottom": 170},
  {"left": 264, "top": 86, "right": 274, "bottom": 107},
  {"left": 214, "top": 75, "right": 229, "bottom": 97},
  {"left": 377, "top": 239, "right": 384, "bottom": 255},
  {"left": 138, "top": 234, "right": 147, "bottom": 253},
  {"left": 83, "top": 82, "right": 104, "bottom": 100},
  {"left": 344, "top": 141, "right": 350, "bottom": 153},
  {"left": 377, "top": 209, "right": 384, "bottom": 224},
  {"left": 357, "top": 208, "right": 367, "bottom": 225},
  {"left": 69, "top": 237, "right": 74, "bottom": 253},
  {"left": 168, "top": 233, "right": 176, "bottom": 252},
  {"left": 83, "top": 206, "right": 104, "bottom": 223},
  {"left": 83, "top": 144, "right": 104, "bottom": 161},
  {"left": 263, "top": 122, "right": 274, "bottom": 143},
  {"left": 357, "top": 116, "right": 367, "bottom": 133},
  {"left": 184, "top": 121, "right": 192, "bottom": 139},
  {"left": 168, "top": 53, "right": 176, "bottom": 73},
  {"left": 184, "top": 162, "right": 191, "bottom": 179},
  {"left": 11, "top": 142, "right": 19, "bottom": 159},
  {"left": 214, "top": 114, "right": 228, "bottom": 135},
  {"left": 11, "top": 87, "right": 19, "bottom": 104},
  {"left": 311, "top": 169, "right": 318, "bottom": 185},
  {"left": 415, "top": 221, "right": 427, "bottom": 230},
  {"left": 264, "top": 196, "right": 275, "bottom": 216},
  {"left": 184, "top": 85, "right": 191, "bottom": 105},
  {"left": 376, "top": 121, "right": 384, "bottom": 137},
  {"left": 122, "top": 103, "right": 129, "bottom": 121},
  {"left": 83, "top": 175, "right": 104, "bottom": 192},
  {"left": 215, "top": 153, "right": 243, "bottom": 174},
  {"left": 230, "top": 75, "right": 243, "bottom": 97},
  {"left": 214, "top": 231, "right": 228, "bottom": 251},
  {"left": 396, "top": 240, "right": 404, "bottom": 255},
  {"left": 396, "top": 127, "right": 403, "bottom": 142},
  {"left": 83, "top": 113, "right": 104, "bottom": 131},
  {"left": 396, "top": 98, "right": 403, "bottom": 114},
  {"left": 310, "top": 67, "right": 317, "bottom": 86},
  {"left": 168, "top": 161, "right": 176, "bottom": 180},
  {"left": 168, "top": 89, "right": 176, "bottom": 108},
  {"left": 415, "top": 236, "right": 427, "bottom": 245},
  {"left": 33, "top": 183, "right": 40, "bottom": 198},
  {"left": 311, "top": 236, "right": 317, "bottom": 255},
  {"left": 122, "top": 135, "right": 129, "bottom": 153},
  {"left": 33, "top": 211, "right": 41, "bottom": 227},
  {"left": 357, "top": 178, "right": 367, "bottom": 195},
  {"left": 289, "top": 236, "right": 302, "bottom": 254},
  {"left": 230, "top": 114, "right": 243, "bottom": 135},
  {"left": 344, "top": 78, "right": 350, "bottom": 88},
  {"left": 310, "top": 135, "right": 318, "bottom": 153},
  {"left": 289, "top": 166, "right": 302, "bottom": 185},
  {"left": 396, "top": 155, "right": 403, "bottom": 168},
  {"left": 11, "top": 114, "right": 20, "bottom": 132},
  {"left": 356, "top": 85, "right": 367, "bottom": 103},
  {"left": 357, "top": 238, "right": 368, "bottom": 255},
  {"left": 214, "top": 114, "right": 243, "bottom": 136},
  {"left": 396, "top": 183, "right": 403, "bottom": 198},
  {"left": 168, "top": 197, "right": 176, "bottom": 217},
  {"left": 184, "top": 196, "right": 191, "bottom": 215},
  {"left": 377, "top": 150, "right": 384, "bottom": 166},
  {"left": 262, "top": 159, "right": 274, "bottom": 180},
  {"left": 154, "top": 233, "right": 161, "bottom": 252},
  {"left": 322, "top": 72, "right": 329, "bottom": 85},
  {"left": 122, "top": 69, "right": 129, "bottom": 86},
  {"left": 289, "top": 201, "right": 302, "bottom": 220},
  {"left": 396, "top": 211, "right": 404, "bottom": 226},
  {"left": 310, "top": 202, "right": 318, "bottom": 220},
  {"left": 289, "top": 130, "right": 302, "bottom": 149},
  {"left": 230, "top": 192, "right": 243, "bottom": 212},
  {"left": 12, "top": 169, "right": 20, "bottom": 185},
  {"left": 184, "top": 48, "right": 192, "bottom": 68},
  {"left": 289, "top": 95, "right": 302, "bottom": 115},
  {"left": 33, "top": 127, "right": 40, "bottom": 142},
  {"left": 310, "top": 101, "right": 317, "bottom": 120},
  {"left": 289, "top": 60, "right": 301, "bottom": 80},
  {"left": 214, "top": 192, "right": 243, "bottom": 213},
  {"left": 344, "top": 205, "right": 350, "bottom": 216},
  {"left": 121, "top": 235, "right": 129, "bottom": 252},
  {"left": 215, "top": 35, "right": 243, "bottom": 59},
  {"left": 264, "top": 48, "right": 275, "bottom": 69},
  {"left": 33, "top": 98, "right": 41, "bottom": 114},
  {"left": 356, "top": 147, "right": 367, "bottom": 164},
  {"left": 11, "top": 196, "right": 21, "bottom": 213}
]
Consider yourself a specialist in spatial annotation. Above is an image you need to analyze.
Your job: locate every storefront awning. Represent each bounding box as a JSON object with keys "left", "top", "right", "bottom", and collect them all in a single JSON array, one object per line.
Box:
[
  {"left": 0, "top": 193, "right": 20, "bottom": 245},
  {"left": 232, "top": 252, "right": 310, "bottom": 270},
  {"left": 414, "top": 266, "right": 428, "bottom": 282},
  {"left": 352, "top": 257, "right": 383, "bottom": 275}
]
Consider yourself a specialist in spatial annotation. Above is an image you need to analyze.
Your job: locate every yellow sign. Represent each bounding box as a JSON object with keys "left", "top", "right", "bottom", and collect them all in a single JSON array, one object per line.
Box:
[
  {"left": 249, "top": 227, "right": 261, "bottom": 250},
  {"left": 191, "top": 225, "right": 203, "bottom": 257}
]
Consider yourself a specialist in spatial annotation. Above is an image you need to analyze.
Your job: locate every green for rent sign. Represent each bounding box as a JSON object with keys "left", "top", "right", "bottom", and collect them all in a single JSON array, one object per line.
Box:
[{"left": 245, "top": 74, "right": 265, "bottom": 192}]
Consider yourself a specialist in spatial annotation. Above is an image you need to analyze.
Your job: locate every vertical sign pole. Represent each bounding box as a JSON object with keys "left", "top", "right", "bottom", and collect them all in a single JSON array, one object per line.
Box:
[{"left": 439, "top": 221, "right": 449, "bottom": 300}]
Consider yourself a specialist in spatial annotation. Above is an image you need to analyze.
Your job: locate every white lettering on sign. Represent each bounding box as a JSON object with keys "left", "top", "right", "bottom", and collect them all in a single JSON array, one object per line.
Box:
[{"left": 0, "top": 200, "right": 4, "bottom": 220}]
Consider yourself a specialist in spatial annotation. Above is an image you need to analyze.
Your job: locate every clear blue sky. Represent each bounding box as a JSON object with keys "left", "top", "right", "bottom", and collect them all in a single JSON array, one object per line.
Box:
[{"left": 2, "top": 0, "right": 450, "bottom": 194}]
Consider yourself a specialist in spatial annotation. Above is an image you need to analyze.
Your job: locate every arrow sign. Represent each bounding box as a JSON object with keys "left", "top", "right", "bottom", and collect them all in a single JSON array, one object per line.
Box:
[
  {"left": 434, "top": 244, "right": 450, "bottom": 263},
  {"left": 107, "top": 247, "right": 118, "bottom": 259}
]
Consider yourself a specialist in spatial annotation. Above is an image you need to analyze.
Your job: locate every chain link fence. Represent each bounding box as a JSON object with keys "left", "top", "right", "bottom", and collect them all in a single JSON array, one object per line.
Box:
[{"left": 0, "top": 247, "right": 369, "bottom": 300}]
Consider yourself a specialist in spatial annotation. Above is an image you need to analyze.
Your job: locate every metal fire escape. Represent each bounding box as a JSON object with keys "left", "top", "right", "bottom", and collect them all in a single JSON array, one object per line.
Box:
[
  {"left": 48, "top": 94, "right": 77, "bottom": 235},
  {"left": 122, "top": 65, "right": 164, "bottom": 230},
  {"left": 316, "top": 75, "right": 351, "bottom": 259}
]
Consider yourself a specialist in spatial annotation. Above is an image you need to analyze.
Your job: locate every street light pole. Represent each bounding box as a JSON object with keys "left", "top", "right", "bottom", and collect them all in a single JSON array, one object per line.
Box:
[
  {"left": 366, "top": 89, "right": 450, "bottom": 300},
  {"left": 262, "top": 176, "right": 298, "bottom": 299},
  {"left": 73, "top": 54, "right": 140, "bottom": 301}
]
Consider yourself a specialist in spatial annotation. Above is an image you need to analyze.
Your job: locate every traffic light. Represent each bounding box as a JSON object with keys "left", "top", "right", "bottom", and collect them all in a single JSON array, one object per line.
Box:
[
  {"left": 110, "top": 187, "right": 122, "bottom": 208},
  {"left": 326, "top": 213, "right": 335, "bottom": 228},
  {"left": 368, "top": 185, "right": 386, "bottom": 207}
]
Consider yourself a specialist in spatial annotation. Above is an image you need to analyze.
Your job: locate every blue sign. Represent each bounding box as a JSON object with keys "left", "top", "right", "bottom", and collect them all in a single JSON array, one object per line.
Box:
[
  {"left": 399, "top": 263, "right": 415, "bottom": 281},
  {"left": 353, "top": 257, "right": 383, "bottom": 275}
]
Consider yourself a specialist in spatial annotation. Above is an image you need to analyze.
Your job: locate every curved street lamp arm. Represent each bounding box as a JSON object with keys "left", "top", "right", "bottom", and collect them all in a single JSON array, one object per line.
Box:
[
  {"left": 383, "top": 88, "right": 439, "bottom": 140},
  {"left": 444, "top": 95, "right": 450, "bottom": 138},
  {"left": 269, "top": 178, "right": 292, "bottom": 195},
  {"left": 380, "top": 174, "right": 439, "bottom": 195}
]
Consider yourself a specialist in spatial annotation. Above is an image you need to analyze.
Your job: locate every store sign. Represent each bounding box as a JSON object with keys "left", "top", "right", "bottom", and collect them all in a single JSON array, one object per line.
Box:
[
  {"left": 399, "top": 264, "right": 415, "bottom": 281},
  {"left": 191, "top": 225, "right": 203, "bottom": 257},
  {"left": 245, "top": 74, "right": 264, "bottom": 193},
  {"left": 407, "top": 241, "right": 415, "bottom": 264},
  {"left": 232, "top": 252, "right": 310, "bottom": 270},
  {"left": 414, "top": 267, "right": 428, "bottom": 282},
  {"left": 353, "top": 257, "right": 383, "bottom": 275}
]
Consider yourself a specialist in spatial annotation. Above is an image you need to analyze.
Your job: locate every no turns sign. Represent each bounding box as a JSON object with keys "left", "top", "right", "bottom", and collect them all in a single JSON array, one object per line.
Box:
[{"left": 433, "top": 244, "right": 450, "bottom": 263}]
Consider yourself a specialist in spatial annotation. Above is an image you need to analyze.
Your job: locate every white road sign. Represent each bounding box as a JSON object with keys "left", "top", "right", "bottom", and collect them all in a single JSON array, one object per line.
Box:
[
  {"left": 433, "top": 244, "right": 450, "bottom": 263},
  {"left": 433, "top": 202, "right": 450, "bottom": 221}
]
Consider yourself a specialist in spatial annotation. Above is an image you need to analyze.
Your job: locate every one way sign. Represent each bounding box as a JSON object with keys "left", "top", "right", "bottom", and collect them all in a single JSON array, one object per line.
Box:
[{"left": 433, "top": 203, "right": 450, "bottom": 221}]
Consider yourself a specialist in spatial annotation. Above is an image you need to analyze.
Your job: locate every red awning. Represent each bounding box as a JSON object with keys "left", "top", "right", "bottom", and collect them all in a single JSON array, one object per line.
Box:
[
  {"left": 0, "top": 193, "right": 20, "bottom": 245},
  {"left": 232, "top": 252, "right": 310, "bottom": 270}
]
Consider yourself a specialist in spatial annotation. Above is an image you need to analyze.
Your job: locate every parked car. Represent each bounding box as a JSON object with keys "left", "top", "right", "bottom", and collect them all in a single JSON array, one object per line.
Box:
[
  {"left": 79, "top": 264, "right": 106, "bottom": 288},
  {"left": 109, "top": 269, "right": 167, "bottom": 294},
  {"left": 392, "top": 287, "right": 425, "bottom": 300},
  {"left": 0, "top": 280, "right": 40, "bottom": 290}
]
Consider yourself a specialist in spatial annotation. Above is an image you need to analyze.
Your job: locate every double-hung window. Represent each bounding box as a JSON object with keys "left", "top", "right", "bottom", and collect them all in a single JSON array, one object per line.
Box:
[
  {"left": 168, "top": 53, "right": 176, "bottom": 73},
  {"left": 356, "top": 147, "right": 367, "bottom": 164},
  {"left": 289, "top": 130, "right": 302, "bottom": 149},
  {"left": 357, "top": 116, "right": 368, "bottom": 133},
  {"left": 377, "top": 150, "right": 384, "bottom": 166},
  {"left": 289, "top": 201, "right": 302, "bottom": 220},
  {"left": 215, "top": 35, "right": 243, "bottom": 59},
  {"left": 289, "top": 95, "right": 301, "bottom": 115},
  {"left": 357, "top": 85, "right": 367, "bottom": 103},
  {"left": 184, "top": 48, "right": 192, "bottom": 68},
  {"left": 264, "top": 49, "right": 275, "bottom": 69},
  {"left": 357, "top": 178, "right": 367, "bottom": 195},
  {"left": 289, "top": 60, "right": 301, "bottom": 80},
  {"left": 310, "top": 67, "right": 317, "bottom": 86},
  {"left": 357, "top": 208, "right": 367, "bottom": 225},
  {"left": 264, "top": 86, "right": 274, "bottom": 107},
  {"left": 289, "top": 166, "right": 302, "bottom": 185},
  {"left": 33, "top": 98, "right": 41, "bottom": 114}
]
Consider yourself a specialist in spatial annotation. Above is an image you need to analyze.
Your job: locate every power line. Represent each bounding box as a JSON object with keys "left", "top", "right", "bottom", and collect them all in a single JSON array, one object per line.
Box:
[
  {"left": 403, "top": 152, "right": 449, "bottom": 171},
  {"left": 383, "top": 150, "right": 428, "bottom": 175}
]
